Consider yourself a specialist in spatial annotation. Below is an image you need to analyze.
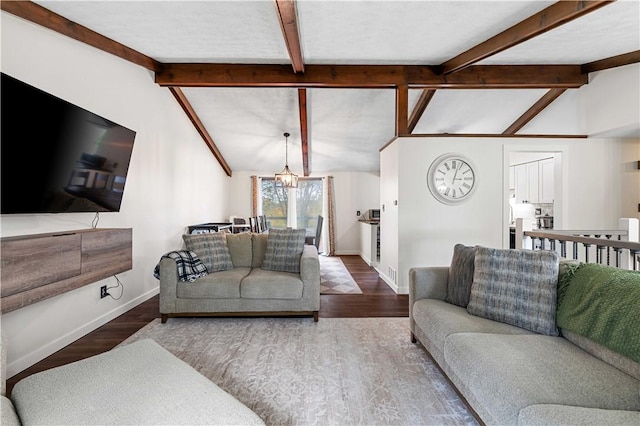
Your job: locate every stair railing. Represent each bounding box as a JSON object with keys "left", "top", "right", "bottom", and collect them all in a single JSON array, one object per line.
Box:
[{"left": 515, "top": 218, "right": 640, "bottom": 271}]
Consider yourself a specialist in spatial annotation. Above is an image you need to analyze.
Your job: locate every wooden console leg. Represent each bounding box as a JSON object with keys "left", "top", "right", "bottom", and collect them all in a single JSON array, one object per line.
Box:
[
  {"left": 161, "top": 314, "right": 168, "bottom": 324},
  {"left": 313, "top": 311, "right": 319, "bottom": 322}
]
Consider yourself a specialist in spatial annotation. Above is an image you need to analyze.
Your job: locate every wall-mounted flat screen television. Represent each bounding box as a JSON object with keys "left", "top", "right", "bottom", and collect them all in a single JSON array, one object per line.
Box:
[{"left": 1, "top": 72, "right": 137, "bottom": 214}]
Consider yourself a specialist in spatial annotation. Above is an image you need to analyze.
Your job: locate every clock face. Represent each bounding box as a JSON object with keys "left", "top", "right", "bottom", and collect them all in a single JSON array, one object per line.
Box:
[{"left": 427, "top": 154, "right": 477, "bottom": 204}]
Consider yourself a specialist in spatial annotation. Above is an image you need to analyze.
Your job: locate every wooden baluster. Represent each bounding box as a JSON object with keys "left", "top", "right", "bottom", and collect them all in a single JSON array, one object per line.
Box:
[
  {"left": 572, "top": 242, "right": 578, "bottom": 260},
  {"left": 596, "top": 245, "right": 605, "bottom": 265},
  {"left": 550, "top": 239, "right": 556, "bottom": 251},
  {"left": 613, "top": 248, "right": 621, "bottom": 268},
  {"left": 583, "top": 243, "right": 591, "bottom": 263},
  {"left": 560, "top": 241, "right": 567, "bottom": 258}
]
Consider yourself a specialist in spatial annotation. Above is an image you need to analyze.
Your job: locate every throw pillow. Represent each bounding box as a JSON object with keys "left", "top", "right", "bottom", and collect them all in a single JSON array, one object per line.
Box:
[
  {"left": 182, "top": 232, "right": 233, "bottom": 272},
  {"left": 467, "top": 246, "right": 560, "bottom": 336},
  {"left": 261, "top": 228, "right": 306, "bottom": 273},
  {"left": 445, "top": 244, "right": 476, "bottom": 307}
]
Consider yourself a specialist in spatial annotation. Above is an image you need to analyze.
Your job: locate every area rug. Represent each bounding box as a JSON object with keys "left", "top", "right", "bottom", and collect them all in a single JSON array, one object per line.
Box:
[
  {"left": 120, "top": 317, "right": 478, "bottom": 425},
  {"left": 319, "top": 255, "right": 363, "bottom": 294}
]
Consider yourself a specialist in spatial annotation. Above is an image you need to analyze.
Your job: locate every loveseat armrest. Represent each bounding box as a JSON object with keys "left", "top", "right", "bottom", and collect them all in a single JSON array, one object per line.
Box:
[
  {"left": 159, "top": 257, "right": 179, "bottom": 317},
  {"left": 300, "top": 245, "right": 320, "bottom": 312}
]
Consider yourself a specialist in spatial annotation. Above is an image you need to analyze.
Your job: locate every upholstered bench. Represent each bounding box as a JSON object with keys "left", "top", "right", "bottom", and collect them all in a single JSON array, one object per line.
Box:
[{"left": 2, "top": 339, "right": 264, "bottom": 425}]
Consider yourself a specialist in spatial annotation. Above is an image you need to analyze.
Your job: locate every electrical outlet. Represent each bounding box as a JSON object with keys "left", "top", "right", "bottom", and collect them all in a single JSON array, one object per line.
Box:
[
  {"left": 356, "top": 210, "right": 361, "bottom": 217},
  {"left": 100, "top": 285, "right": 108, "bottom": 299}
]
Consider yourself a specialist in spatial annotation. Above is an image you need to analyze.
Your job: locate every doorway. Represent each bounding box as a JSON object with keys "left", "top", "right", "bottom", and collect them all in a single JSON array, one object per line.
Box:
[{"left": 504, "top": 147, "right": 565, "bottom": 249}]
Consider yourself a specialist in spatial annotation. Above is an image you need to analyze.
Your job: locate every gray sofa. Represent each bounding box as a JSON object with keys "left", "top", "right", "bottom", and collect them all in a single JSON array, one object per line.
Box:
[
  {"left": 159, "top": 230, "right": 320, "bottom": 323},
  {"left": 1, "top": 338, "right": 264, "bottom": 425},
  {"left": 409, "top": 245, "right": 640, "bottom": 426}
]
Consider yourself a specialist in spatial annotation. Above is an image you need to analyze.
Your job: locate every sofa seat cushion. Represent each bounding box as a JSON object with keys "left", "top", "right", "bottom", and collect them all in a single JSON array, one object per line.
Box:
[
  {"left": 241, "top": 268, "right": 303, "bottom": 299},
  {"left": 177, "top": 267, "right": 251, "bottom": 299},
  {"left": 517, "top": 404, "right": 640, "bottom": 426},
  {"left": 412, "top": 299, "right": 533, "bottom": 365},
  {"left": 443, "top": 333, "right": 640, "bottom": 426}
]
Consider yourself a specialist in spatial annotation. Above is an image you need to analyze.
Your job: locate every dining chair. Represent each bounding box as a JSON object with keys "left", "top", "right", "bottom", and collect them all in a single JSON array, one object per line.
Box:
[
  {"left": 313, "top": 215, "right": 323, "bottom": 250},
  {"left": 249, "top": 217, "right": 258, "bottom": 233},
  {"left": 259, "top": 215, "right": 267, "bottom": 233}
]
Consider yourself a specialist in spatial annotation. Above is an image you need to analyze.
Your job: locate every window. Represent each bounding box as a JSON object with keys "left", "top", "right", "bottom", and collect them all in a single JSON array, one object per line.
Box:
[{"left": 261, "top": 178, "right": 323, "bottom": 232}]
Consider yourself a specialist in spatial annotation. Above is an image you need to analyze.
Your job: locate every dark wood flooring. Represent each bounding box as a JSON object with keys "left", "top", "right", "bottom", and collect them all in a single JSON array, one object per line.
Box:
[{"left": 6, "top": 255, "right": 407, "bottom": 396}]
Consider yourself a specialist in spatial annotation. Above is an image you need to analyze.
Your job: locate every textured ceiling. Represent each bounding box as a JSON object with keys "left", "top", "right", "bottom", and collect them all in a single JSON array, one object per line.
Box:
[{"left": 28, "top": 0, "right": 640, "bottom": 174}]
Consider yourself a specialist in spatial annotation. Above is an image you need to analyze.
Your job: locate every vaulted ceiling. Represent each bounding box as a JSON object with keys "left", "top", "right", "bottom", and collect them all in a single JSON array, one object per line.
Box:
[{"left": 3, "top": 1, "right": 639, "bottom": 176}]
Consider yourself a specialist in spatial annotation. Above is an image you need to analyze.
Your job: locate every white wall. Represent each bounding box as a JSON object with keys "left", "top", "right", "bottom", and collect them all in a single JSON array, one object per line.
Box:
[
  {"left": 227, "top": 170, "right": 380, "bottom": 255},
  {"left": 380, "top": 136, "right": 639, "bottom": 294},
  {"left": 1, "top": 12, "right": 230, "bottom": 376},
  {"left": 582, "top": 64, "right": 640, "bottom": 137}
]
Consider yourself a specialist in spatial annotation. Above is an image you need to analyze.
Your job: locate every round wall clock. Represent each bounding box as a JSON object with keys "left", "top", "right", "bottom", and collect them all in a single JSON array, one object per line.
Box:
[{"left": 427, "top": 153, "right": 477, "bottom": 205}]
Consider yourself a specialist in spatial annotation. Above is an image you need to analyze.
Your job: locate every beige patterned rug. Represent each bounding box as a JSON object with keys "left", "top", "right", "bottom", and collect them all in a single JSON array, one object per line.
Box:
[
  {"left": 319, "top": 255, "right": 363, "bottom": 294},
  {"left": 120, "top": 317, "right": 478, "bottom": 425}
]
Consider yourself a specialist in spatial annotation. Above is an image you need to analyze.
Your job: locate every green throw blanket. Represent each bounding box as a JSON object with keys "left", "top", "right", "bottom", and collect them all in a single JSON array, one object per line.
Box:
[{"left": 557, "top": 263, "right": 640, "bottom": 362}]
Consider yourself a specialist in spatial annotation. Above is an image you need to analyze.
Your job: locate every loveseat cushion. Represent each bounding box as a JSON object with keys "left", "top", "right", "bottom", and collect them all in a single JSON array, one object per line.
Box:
[
  {"left": 443, "top": 333, "right": 640, "bottom": 426},
  {"left": 445, "top": 243, "right": 476, "bottom": 307},
  {"left": 261, "top": 228, "right": 305, "bottom": 273},
  {"left": 241, "top": 268, "right": 303, "bottom": 299},
  {"left": 252, "top": 233, "right": 268, "bottom": 268},
  {"left": 182, "top": 233, "right": 233, "bottom": 272},
  {"left": 226, "top": 232, "right": 253, "bottom": 267},
  {"left": 177, "top": 267, "right": 251, "bottom": 299},
  {"left": 1, "top": 396, "right": 20, "bottom": 426},
  {"left": 467, "top": 246, "right": 559, "bottom": 336}
]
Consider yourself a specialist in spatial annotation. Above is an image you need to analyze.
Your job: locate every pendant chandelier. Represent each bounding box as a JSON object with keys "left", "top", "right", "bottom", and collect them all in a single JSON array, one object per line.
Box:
[{"left": 274, "top": 132, "right": 298, "bottom": 188}]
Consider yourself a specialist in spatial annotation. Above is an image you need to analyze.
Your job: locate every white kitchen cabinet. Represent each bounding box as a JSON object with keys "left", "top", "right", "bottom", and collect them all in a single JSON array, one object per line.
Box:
[
  {"left": 512, "top": 158, "right": 554, "bottom": 204},
  {"left": 526, "top": 161, "right": 539, "bottom": 203},
  {"left": 539, "top": 157, "right": 555, "bottom": 203},
  {"left": 514, "top": 164, "right": 528, "bottom": 203}
]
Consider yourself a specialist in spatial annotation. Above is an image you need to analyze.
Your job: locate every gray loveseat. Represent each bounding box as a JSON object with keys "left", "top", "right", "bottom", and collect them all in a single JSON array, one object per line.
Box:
[
  {"left": 159, "top": 230, "right": 320, "bottom": 323},
  {"left": 1, "top": 338, "right": 264, "bottom": 425},
  {"left": 409, "top": 244, "right": 640, "bottom": 426}
]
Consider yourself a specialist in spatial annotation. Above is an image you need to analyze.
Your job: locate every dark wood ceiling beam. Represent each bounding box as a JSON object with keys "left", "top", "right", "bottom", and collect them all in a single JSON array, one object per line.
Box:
[
  {"left": 298, "top": 89, "right": 309, "bottom": 176},
  {"left": 156, "top": 64, "right": 587, "bottom": 89},
  {"left": 581, "top": 50, "right": 640, "bottom": 74},
  {"left": 408, "top": 89, "right": 436, "bottom": 134},
  {"left": 274, "top": 0, "right": 305, "bottom": 73},
  {"left": 503, "top": 88, "right": 567, "bottom": 135},
  {"left": 440, "top": 1, "right": 614, "bottom": 75},
  {"left": 1, "top": 0, "right": 163, "bottom": 73},
  {"left": 169, "top": 88, "right": 232, "bottom": 177},
  {"left": 396, "top": 84, "right": 409, "bottom": 136}
]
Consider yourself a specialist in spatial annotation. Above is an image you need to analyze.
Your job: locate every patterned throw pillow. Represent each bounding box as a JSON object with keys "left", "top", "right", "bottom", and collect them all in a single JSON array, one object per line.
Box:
[
  {"left": 445, "top": 244, "right": 476, "bottom": 307},
  {"left": 182, "top": 232, "right": 233, "bottom": 272},
  {"left": 262, "top": 228, "right": 306, "bottom": 273},
  {"left": 467, "top": 246, "right": 560, "bottom": 336}
]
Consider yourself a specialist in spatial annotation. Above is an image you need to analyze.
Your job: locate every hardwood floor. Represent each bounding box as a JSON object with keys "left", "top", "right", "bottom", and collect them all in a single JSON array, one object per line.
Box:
[{"left": 6, "top": 255, "right": 407, "bottom": 395}]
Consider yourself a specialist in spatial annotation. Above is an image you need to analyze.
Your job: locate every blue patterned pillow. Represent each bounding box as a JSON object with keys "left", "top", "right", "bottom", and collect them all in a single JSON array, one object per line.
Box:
[
  {"left": 182, "top": 232, "right": 233, "bottom": 272},
  {"left": 445, "top": 244, "right": 476, "bottom": 307},
  {"left": 262, "top": 228, "right": 306, "bottom": 273},
  {"left": 467, "top": 246, "right": 560, "bottom": 336}
]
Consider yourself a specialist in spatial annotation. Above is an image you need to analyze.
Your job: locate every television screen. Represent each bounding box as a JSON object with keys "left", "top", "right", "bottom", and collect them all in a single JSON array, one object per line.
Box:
[{"left": 1, "top": 73, "right": 136, "bottom": 214}]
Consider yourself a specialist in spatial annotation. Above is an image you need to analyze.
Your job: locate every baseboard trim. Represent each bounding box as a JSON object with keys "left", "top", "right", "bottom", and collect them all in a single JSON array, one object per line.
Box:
[{"left": 7, "top": 288, "right": 159, "bottom": 378}]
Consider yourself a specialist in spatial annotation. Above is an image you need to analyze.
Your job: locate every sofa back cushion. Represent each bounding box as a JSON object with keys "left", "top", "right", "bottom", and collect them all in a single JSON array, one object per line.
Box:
[
  {"left": 261, "top": 228, "right": 306, "bottom": 273},
  {"left": 252, "top": 233, "right": 269, "bottom": 268},
  {"left": 225, "top": 232, "right": 253, "bottom": 267},
  {"left": 467, "top": 246, "right": 560, "bottom": 336},
  {"left": 445, "top": 244, "right": 476, "bottom": 307},
  {"left": 182, "top": 233, "right": 233, "bottom": 272}
]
